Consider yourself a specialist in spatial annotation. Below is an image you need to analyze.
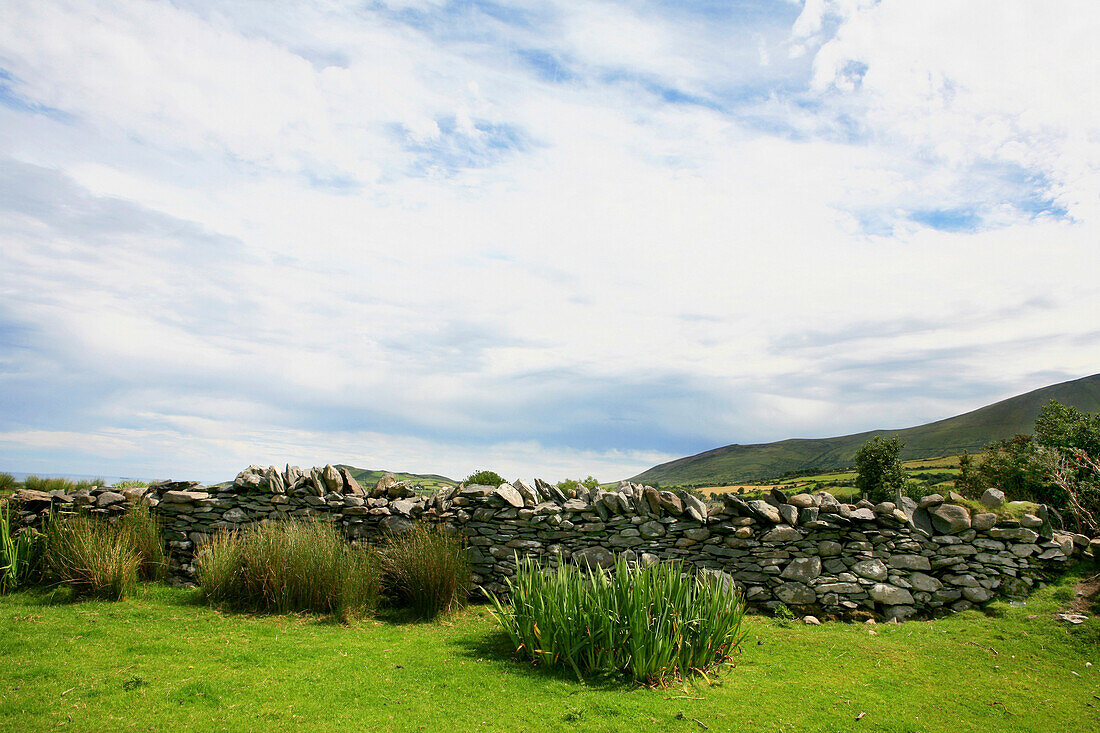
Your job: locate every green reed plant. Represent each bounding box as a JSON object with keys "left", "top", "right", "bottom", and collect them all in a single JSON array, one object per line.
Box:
[
  {"left": 195, "top": 520, "right": 381, "bottom": 622},
  {"left": 380, "top": 523, "right": 470, "bottom": 619},
  {"left": 46, "top": 515, "right": 140, "bottom": 600},
  {"left": 1, "top": 500, "right": 47, "bottom": 593},
  {"left": 0, "top": 473, "right": 15, "bottom": 494},
  {"left": 119, "top": 502, "right": 167, "bottom": 581},
  {"left": 489, "top": 555, "right": 746, "bottom": 684}
]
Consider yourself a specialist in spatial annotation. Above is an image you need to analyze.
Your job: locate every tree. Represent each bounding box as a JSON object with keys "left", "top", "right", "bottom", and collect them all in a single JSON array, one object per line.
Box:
[
  {"left": 854, "top": 436, "right": 908, "bottom": 503},
  {"left": 1030, "top": 400, "right": 1100, "bottom": 533},
  {"left": 581, "top": 476, "right": 599, "bottom": 491},
  {"left": 954, "top": 450, "right": 983, "bottom": 497},
  {"left": 464, "top": 470, "right": 504, "bottom": 487}
]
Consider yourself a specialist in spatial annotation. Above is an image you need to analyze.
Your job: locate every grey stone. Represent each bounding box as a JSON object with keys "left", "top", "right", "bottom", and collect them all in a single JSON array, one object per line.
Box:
[
  {"left": 788, "top": 493, "right": 816, "bottom": 509},
  {"left": 908, "top": 572, "right": 942, "bottom": 592},
  {"left": 778, "top": 504, "right": 799, "bottom": 525},
  {"left": 639, "top": 520, "right": 666, "bottom": 539},
  {"left": 493, "top": 483, "right": 525, "bottom": 508},
  {"left": 849, "top": 508, "right": 876, "bottom": 522},
  {"left": 887, "top": 554, "right": 931, "bottom": 571},
  {"left": 775, "top": 582, "right": 816, "bottom": 605},
  {"left": 870, "top": 583, "right": 914, "bottom": 605},
  {"left": 962, "top": 586, "right": 993, "bottom": 603},
  {"left": 222, "top": 507, "right": 248, "bottom": 523},
  {"left": 380, "top": 515, "right": 414, "bottom": 535},
  {"left": 746, "top": 500, "right": 782, "bottom": 523},
  {"left": 573, "top": 546, "right": 615, "bottom": 570},
  {"left": 818, "top": 540, "right": 843, "bottom": 556},
  {"left": 1019, "top": 513, "right": 1043, "bottom": 528},
  {"left": 96, "top": 491, "right": 126, "bottom": 506},
  {"left": 929, "top": 503, "right": 971, "bottom": 534},
  {"left": 781, "top": 556, "right": 822, "bottom": 583},
  {"left": 761, "top": 526, "right": 802, "bottom": 542},
  {"left": 161, "top": 490, "right": 209, "bottom": 503},
  {"left": 852, "top": 559, "right": 889, "bottom": 581},
  {"left": 972, "top": 513, "right": 996, "bottom": 531},
  {"left": 980, "top": 488, "right": 1005, "bottom": 508}
]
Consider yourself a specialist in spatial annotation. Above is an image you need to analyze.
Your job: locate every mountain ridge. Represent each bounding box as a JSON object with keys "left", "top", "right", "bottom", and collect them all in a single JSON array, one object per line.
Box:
[{"left": 631, "top": 373, "right": 1100, "bottom": 486}]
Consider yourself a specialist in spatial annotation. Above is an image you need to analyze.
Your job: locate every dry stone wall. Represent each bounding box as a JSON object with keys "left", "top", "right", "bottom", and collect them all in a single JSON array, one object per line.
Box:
[{"left": 10, "top": 464, "right": 1097, "bottom": 621}]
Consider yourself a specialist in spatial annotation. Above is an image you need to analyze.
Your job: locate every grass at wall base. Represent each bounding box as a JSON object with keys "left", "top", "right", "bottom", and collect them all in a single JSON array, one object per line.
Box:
[{"left": 1, "top": 564, "right": 1097, "bottom": 732}]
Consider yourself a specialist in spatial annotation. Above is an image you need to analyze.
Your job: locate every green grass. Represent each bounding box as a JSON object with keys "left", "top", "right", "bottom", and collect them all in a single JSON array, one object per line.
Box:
[
  {"left": 1, "top": 565, "right": 1097, "bottom": 731},
  {"left": 634, "top": 373, "right": 1100, "bottom": 485}
]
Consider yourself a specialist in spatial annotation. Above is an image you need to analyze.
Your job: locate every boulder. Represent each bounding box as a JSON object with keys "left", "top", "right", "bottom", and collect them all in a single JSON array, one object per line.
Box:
[
  {"left": 338, "top": 467, "right": 365, "bottom": 496},
  {"left": 96, "top": 491, "right": 126, "bottom": 507},
  {"left": 657, "top": 491, "right": 684, "bottom": 516},
  {"left": 778, "top": 504, "right": 799, "bottom": 525},
  {"left": 679, "top": 491, "right": 708, "bottom": 524},
  {"left": 746, "top": 499, "right": 781, "bottom": 523},
  {"left": 788, "top": 493, "right": 816, "bottom": 509},
  {"left": 929, "top": 503, "right": 971, "bottom": 534},
  {"left": 493, "top": 483, "right": 524, "bottom": 508},
  {"left": 380, "top": 514, "right": 415, "bottom": 535},
  {"left": 639, "top": 520, "right": 666, "bottom": 539},
  {"left": 373, "top": 472, "right": 398, "bottom": 498},
  {"left": 972, "top": 512, "right": 996, "bottom": 531},
  {"left": 980, "top": 488, "right": 1006, "bottom": 508},
  {"left": 513, "top": 479, "right": 539, "bottom": 507},
  {"left": 761, "top": 526, "right": 802, "bottom": 542}
]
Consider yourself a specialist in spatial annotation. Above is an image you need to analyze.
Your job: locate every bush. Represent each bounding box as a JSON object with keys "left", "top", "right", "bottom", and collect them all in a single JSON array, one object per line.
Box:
[
  {"left": 46, "top": 515, "right": 140, "bottom": 600},
  {"left": 489, "top": 556, "right": 746, "bottom": 684},
  {"left": 381, "top": 523, "right": 470, "bottom": 619},
  {"left": 464, "top": 470, "right": 504, "bottom": 487},
  {"left": 195, "top": 521, "right": 381, "bottom": 622},
  {"left": 1, "top": 500, "right": 46, "bottom": 593},
  {"left": 0, "top": 473, "right": 15, "bottom": 494},
  {"left": 119, "top": 503, "right": 167, "bottom": 581},
  {"left": 854, "top": 436, "right": 908, "bottom": 503}
]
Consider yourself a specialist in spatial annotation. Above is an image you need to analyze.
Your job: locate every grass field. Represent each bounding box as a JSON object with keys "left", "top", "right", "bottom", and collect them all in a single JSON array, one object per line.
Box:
[
  {"left": 1, "top": 565, "right": 1098, "bottom": 732},
  {"left": 699, "top": 456, "right": 965, "bottom": 500}
]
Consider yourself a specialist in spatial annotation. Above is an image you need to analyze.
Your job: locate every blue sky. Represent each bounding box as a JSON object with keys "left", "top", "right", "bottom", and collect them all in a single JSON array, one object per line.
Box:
[{"left": 0, "top": 0, "right": 1098, "bottom": 482}]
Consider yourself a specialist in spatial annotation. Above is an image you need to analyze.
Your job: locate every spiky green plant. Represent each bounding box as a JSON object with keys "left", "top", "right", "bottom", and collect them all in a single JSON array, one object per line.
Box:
[
  {"left": 488, "top": 556, "right": 746, "bottom": 684},
  {"left": 0, "top": 473, "right": 15, "bottom": 494},
  {"left": 380, "top": 523, "right": 470, "bottom": 619},
  {"left": 1, "top": 500, "right": 46, "bottom": 593},
  {"left": 195, "top": 520, "right": 381, "bottom": 622}
]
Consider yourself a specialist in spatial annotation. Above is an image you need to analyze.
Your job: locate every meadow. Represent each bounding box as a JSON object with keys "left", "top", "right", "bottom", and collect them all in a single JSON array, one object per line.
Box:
[{"left": 1, "top": 563, "right": 1097, "bottom": 732}]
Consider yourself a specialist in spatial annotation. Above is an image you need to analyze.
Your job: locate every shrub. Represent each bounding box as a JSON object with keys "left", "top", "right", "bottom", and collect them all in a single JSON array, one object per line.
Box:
[
  {"left": 113, "top": 480, "right": 149, "bottom": 489},
  {"left": 854, "top": 436, "right": 907, "bottom": 503},
  {"left": 119, "top": 503, "right": 167, "bottom": 581},
  {"left": 195, "top": 521, "right": 381, "bottom": 622},
  {"left": 464, "top": 470, "right": 505, "bottom": 487},
  {"left": 46, "top": 515, "right": 140, "bottom": 600},
  {"left": 0, "top": 473, "right": 15, "bottom": 494},
  {"left": 381, "top": 523, "right": 470, "bottom": 619},
  {"left": 489, "top": 556, "right": 746, "bottom": 684},
  {"left": 1, "top": 500, "right": 47, "bottom": 593}
]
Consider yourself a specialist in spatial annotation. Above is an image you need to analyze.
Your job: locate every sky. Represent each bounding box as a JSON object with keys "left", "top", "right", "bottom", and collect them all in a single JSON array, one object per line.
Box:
[{"left": 0, "top": 0, "right": 1098, "bottom": 484}]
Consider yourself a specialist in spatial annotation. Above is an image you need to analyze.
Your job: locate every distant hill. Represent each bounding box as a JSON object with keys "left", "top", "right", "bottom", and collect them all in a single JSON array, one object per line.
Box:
[
  {"left": 632, "top": 373, "right": 1100, "bottom": 486},
  {"left": 337, "top": 465, "right": 457, "bottom": 492}
]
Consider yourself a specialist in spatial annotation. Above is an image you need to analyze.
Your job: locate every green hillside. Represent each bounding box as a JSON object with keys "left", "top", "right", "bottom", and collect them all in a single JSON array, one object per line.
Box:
[
  {"left": 632, "top": 373, "right": 1100, "bottom": 486},
  {"left": 336, "top": 465, "right": 457, "bottom": 492}
]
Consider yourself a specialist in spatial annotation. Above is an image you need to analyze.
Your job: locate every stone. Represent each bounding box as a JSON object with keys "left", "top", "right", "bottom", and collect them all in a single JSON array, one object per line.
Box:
[
  {"left": 816, "top": 492, "right": 841, "bottom": 514},
  {"left": 887, "top": 554, "right": 931, "bottom": 571},
  {"left": 802, "top": 615, "right": 822, "bottom": 625},
  {"left": 380, "top": 515, "right": 414, "bottom": 535},
  {"left": 573, "top": 546, "right": 615, "bottom": 570},
  {"left": 972, "top": 512, "right": 996, "bottom": 531},
  {"left": 390, "top": 499, "right": 417, "bottom": 515},
  {"left": 643, "top": 487, "right": 663, "bottom": 515},
  {"left": 493, "top": 483, "right": 525, "bottom": 508},
  {"left": 884, "top": 605, "right": 918, "bottom": 622},
  {"left": 870, "top": 583, "right": 914, "bottom": 605},
  {"left": 929, "top": 503, "right": 971, "bottom": 534},
  {"left": 775, "top": 582, "right": 816, "bottom": 605},
  {"left": 96, "top": 491, "right": 126, "bottom": 507},
  {"left": 818, "top": 540, "right": 843, "bottom": 556},
  {"left": 679, "top": 491, "right": 708, "bottom": 523},
  {"left": 639, "top": 520, "right": 666, "bottom": 539},
  {"left": 373, "top": 472, "right": 398, "bottom": 498},
  {"left": 1019, "top": 513, "right": 1043, "bottom": 529},
  {"left": 908, "top": 572, "right": 942, "bottom": 592},
  {"left": 656, "top": 491, "right": 684, "bottom": 516},
  {"left": 962, "top": 586, "right": 994, "bottom": 603},
  {"left": 849, "top": 508, "right": 876, "bottom": 522},
  {"left": 778, "top": 504, "right": 799, "bottom": 525},
  {"left": 852, "top": 559, "right": 889, "bottom": 581},
  {"left": 222, "top": 507, "right": 248, "bottom": 523},
  {"left": 788, "top": 493, "right": 816, "bottom": 509},
  {"left": 761, "top": 526, "right": 802, "bottom": 542},
  {"left": 161, "top": 490, "right": 209, "bottom": 503},
  {"left": 338, "top": 467, "right": 365, "bottom": 496},
  {"left": 980, "top": 488, "right": 1005, "bottom": 508},
  {"left": 684, "top": 527, "right": 710, "bottom": 541},
  {"left": 746, "top": 500, "right": 781, "bottom": 523},
  {"left": 513, "top": 479, "right": 539, "bottom": 507},
  {"left": 781, "top": 556, "right": 822, "bottom": 583}
]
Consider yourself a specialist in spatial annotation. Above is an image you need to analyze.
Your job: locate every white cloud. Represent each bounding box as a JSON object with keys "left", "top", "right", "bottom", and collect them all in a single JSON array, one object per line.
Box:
[{"left": 0, "top": 0, "right": 1097, "bottom": 481}]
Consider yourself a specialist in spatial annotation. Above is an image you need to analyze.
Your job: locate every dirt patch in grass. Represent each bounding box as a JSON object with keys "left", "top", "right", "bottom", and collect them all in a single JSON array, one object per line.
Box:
[{"left": 1070, "top": 571, "right": 1100, "bottom": 615}]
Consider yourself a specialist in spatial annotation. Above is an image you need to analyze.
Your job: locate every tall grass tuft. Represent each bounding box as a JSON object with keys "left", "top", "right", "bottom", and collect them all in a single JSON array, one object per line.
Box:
[
  {"left": 380, "top": 523, "right": 470, "bottom": 619},
  {"left": 1, "top": 500, "right": 46, "bottom": 593},
  {"left": 119, "top": 502, "right": 167, "bottom": 581},
  {"left": 195, "top": 521, "right": 381, "bottom": 622},
  {"left": 489, "top": 556, "right": 746, "bottom": 685},
  {"left": 0, "top": 473, "right": 15, "bottom": 494},
  {"left": 46, "top": 515, "right": 140, "bottom": 600}
]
